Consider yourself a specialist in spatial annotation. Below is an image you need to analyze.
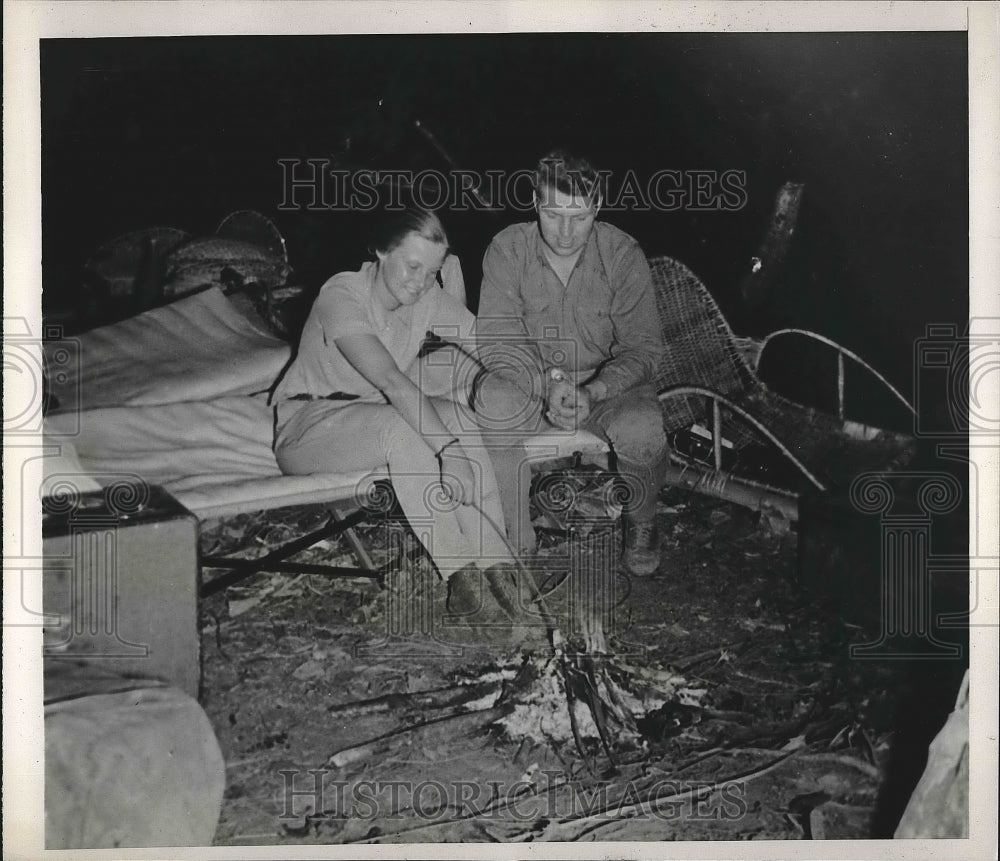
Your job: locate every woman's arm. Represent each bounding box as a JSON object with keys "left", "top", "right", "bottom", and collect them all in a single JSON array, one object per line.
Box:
[{"left": 335, "top": 332, "right": 477, "bottom": 504}]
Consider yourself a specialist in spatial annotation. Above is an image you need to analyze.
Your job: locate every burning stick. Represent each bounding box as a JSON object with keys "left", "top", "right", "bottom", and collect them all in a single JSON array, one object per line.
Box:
[
  {"left": 325, "top": 506, "right": 693, "bottom": 779},
  {"left": 326, "top": 677, "right": 505, "bottom": 720},
  {"left": 494, "top": 521, "right": 684, "bottom": 770}
]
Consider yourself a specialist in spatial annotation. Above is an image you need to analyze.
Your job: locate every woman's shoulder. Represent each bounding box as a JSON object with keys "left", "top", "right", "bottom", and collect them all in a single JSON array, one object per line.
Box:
[
  {"left": 314, "top": 263, "right": 374, "bottom": 309},
  {"left": 319, "top": 262, "right": 373, "bottom": 295}
]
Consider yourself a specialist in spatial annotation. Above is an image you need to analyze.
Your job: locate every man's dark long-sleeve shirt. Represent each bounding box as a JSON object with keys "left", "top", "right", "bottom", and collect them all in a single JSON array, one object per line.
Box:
[{"left": 477, "top": 221, "right": 664, "bottom": 399}]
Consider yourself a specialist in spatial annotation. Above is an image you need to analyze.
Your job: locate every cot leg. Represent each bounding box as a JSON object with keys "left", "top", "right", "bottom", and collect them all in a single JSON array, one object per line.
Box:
[
  {"left": 331, "top": 504, "right": 377, "bottom": 571},
  {"left": 200, "top": 507, "right": 382, "bottom": 598}
]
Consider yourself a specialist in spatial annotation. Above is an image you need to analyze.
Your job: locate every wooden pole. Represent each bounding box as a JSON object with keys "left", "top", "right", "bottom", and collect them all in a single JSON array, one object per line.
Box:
[{"left": 739, "top": 182, "right": 806, "bottom": 308}]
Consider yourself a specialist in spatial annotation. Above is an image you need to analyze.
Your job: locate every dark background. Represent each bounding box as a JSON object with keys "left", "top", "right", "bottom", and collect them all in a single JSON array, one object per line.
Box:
[
  {"left": 41, "top": 32, "right": 968, "bottom": 403},
  {"left": 38, "top": 33, "right": 972, "bottom": 832}
]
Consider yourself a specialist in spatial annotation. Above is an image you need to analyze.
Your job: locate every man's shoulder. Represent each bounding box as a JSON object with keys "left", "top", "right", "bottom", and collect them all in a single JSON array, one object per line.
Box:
[
  {"left": 487, "top": 221, "right": 537, "bottom": 254},
  {"left": 593, "top": 222, "right": 651, "bottom": 281},
  {"left": 593, "top": 221, "right": 643, "bottom": 254}
]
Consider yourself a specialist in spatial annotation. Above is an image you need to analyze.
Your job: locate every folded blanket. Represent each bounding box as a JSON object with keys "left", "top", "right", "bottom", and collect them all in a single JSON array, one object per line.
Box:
[
  {"left": 45, "top": 287, "right": 291, "bottom": 413},
  {"left": 43, "top": 393, "right": 608, "bottom": 520},
  {"left": 43, "top": 395, "right": 382, "bottom": 519},
  {"left": 45, "top": 679, "right": 225, "bottom": 849}
]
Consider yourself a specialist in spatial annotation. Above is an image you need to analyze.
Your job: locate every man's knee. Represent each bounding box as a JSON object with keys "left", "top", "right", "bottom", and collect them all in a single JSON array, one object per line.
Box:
[
  {"left": 600, "top": 396, "right": 668, "bottom": 466},
  {"left": 473, "top": 371, "right": 545, "bottom": 434}
]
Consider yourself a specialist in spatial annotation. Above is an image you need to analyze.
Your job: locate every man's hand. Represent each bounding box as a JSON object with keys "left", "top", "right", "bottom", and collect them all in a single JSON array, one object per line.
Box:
[{"left": 545, "top": 377, "right": 591, "bottom": 429}]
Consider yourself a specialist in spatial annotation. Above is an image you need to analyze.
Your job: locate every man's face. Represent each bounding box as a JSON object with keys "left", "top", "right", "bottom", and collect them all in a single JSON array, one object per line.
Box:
[{"left": 535, "top": 184, "right": 599, "bottom": 259}]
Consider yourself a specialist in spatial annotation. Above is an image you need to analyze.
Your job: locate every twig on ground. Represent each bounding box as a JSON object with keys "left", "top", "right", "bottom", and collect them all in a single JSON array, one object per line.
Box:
[
  {"left": 206, "top": 609, "right": 231, "bottom": 662},
  {"left": 672, "top": 639, "right": 753, "bottom": 672},
  {"left": 729, "top": 667, "right": 799, "bottom": 688},
  {"left": 540, "top": 745, "right": 805, "bottom": 841},
  {"left": 664, "top": 745, "right": 728, "bottom": 775},
  {"left": 347, "top": 773, "right": 573, "bottom": 844},
  {"left": 327, "top": 706, "right": 505, "bottom": 768},
  {"left": 326, "top": 678, "right": 502, "bottom": 719},
  {"left": 798, "top": 750, "right": 881, "bottom": 781}
]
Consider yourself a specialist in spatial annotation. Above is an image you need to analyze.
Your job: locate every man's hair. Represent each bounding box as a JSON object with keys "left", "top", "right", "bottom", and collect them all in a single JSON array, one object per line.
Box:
[{"left": 534, "top": 149, "right": 602, "bottom": 207}]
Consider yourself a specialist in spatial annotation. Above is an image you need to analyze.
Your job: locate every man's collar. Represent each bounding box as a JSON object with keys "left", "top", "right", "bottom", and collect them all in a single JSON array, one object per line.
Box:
[{"left": 530, "top": 220, "right": 600, "bottom": 266}]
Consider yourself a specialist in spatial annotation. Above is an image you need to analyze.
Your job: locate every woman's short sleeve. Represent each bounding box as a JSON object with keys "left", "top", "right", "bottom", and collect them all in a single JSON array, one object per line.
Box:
[
  {"left": 428, "top": 291, "right": 477, "bottom": 342},
  {"left": 314, "top": 278, "right": 379, "bottom": 342}
]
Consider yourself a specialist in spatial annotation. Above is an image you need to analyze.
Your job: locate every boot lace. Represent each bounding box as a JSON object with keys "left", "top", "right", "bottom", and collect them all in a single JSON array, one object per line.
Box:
[{"left": 629, "top": 520, "right": 655, "bottom": 548}]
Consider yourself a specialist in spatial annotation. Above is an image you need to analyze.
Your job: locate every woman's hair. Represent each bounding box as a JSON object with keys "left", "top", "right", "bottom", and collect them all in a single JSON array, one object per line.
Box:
[
  {"left": 534, "top": 149, "right": 602, "bottom": 207},
  {"left": 370, "top": 195, "right": 449, "bottom": 255}
]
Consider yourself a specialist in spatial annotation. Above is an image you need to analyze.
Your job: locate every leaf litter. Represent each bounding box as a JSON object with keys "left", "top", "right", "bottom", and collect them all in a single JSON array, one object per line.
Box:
[{"left": 199, "top": 485, "right": 914, "bottom": 844}]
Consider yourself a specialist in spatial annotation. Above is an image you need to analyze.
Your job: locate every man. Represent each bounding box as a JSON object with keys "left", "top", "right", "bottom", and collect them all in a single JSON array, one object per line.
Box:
[{"left": 475, "top": 150, "right": 668, "bottom": 576}]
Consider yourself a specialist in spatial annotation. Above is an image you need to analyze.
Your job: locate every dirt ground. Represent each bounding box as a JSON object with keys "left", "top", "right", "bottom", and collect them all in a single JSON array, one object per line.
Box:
[{"left": 196, "top": 482, "right": 951, "bottom": 846}]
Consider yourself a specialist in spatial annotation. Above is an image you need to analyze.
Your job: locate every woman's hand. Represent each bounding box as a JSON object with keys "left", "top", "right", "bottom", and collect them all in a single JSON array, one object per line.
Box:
[
  {"left": 439, "top": 254, "right": 467, "bottom": 306},
  {"left": 438, "top": 446, "right": 477, "bottom": 505}
]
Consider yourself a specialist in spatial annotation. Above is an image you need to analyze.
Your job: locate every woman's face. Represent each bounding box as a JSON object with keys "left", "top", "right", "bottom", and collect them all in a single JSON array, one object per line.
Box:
[{"left": 376, "top": 233, "right": 448, "bottom": 308}]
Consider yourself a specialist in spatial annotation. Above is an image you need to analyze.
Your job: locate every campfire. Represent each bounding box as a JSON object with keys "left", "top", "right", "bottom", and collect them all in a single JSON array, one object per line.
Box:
[
  {"left": 200, "top": 487, "right": 897, "bottom": 844},
  {"left": 325, "top": 503, "right": 704, "bottom": 779}
]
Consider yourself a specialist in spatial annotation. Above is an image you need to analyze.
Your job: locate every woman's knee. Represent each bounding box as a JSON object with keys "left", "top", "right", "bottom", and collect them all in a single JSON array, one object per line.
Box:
[
  {"left": 379, "top": 410, "right": 431, "bottom": 458},
  {"left": 430, "top": 396, "right": 477, "bottom": 434}
]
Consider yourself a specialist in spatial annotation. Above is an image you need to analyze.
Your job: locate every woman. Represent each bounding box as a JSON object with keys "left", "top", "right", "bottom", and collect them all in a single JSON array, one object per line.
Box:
[{"left": 271, "top": 204, "right": 525, "bottom": 641}]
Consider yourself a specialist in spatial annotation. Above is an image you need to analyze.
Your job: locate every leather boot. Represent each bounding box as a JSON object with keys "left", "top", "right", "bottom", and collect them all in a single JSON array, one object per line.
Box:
[
  {"left": 622, "top": 518, "right": 661, "bottom": 577},
  {"left": 443, "top": 564, "right": 513, "bottom": 646},
  {"left": 484, "top": 563, "right": 552, "bottom": 653}
]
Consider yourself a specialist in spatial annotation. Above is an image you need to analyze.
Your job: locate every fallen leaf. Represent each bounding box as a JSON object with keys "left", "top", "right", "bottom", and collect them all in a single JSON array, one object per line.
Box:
[
  {"left": 810, "top": 800, "right": 873, "bottom": 839},
  {"left": 782, "top": 733, "right": 808, "bottom": 751},
  {"left": 760, "top": 509, "right": 792, "bottom": 537},
  {"left": 292, "top": 659, "right": 326, "bottom": 681},
  {"left": 228, "top": 589, "right": 275, "bottom": 618},
  {"left": 678, "top": 687, "right": 708, "bottom": 706},
  {"left": 272, "top": 576, "right": 306, "bottom": 599}
]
